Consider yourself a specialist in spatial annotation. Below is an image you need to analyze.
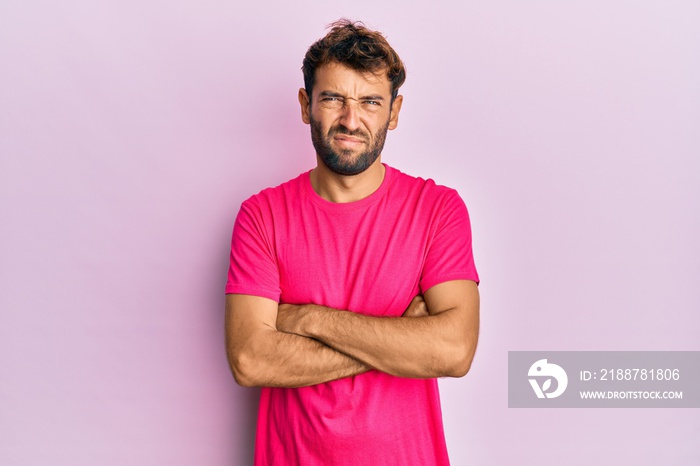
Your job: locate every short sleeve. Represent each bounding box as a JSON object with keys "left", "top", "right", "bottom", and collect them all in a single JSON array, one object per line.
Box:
[
  {"left": 419, "top": 190, "right": 479, "bottom": 293},
  {"left": 225, "top": 199, "right": 281, "bottom": 301}
]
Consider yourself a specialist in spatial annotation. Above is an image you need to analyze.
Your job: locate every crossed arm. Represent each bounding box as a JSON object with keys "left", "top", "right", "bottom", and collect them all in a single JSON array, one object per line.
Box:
[{"left": 225, "top": 279, "right": 479, "bottom": 388}]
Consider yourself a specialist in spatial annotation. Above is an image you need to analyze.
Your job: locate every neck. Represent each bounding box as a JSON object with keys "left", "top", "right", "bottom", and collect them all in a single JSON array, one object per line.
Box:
[{"left": 310, "top": 157, "right": 385, "bottom": 203}]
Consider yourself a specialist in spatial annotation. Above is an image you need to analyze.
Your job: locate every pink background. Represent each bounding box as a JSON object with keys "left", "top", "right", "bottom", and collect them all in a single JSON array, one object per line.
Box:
[{"left": 1, "top": 1, "right": 698, "bottom": 465}]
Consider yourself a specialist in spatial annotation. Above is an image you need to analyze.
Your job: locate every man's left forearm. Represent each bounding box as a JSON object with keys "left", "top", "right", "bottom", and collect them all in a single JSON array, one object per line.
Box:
[{"left": 277, "top": 280, "right": 480, "bottom": 379}]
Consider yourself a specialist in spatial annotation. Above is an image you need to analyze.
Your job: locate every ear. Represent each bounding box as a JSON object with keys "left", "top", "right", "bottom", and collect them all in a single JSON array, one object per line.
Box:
[
  {"left": 388, "top": 94, "right": 403, "bottom": 130},
  {"left": 298, "top": 88, "right": 311, "bottom": 125}
]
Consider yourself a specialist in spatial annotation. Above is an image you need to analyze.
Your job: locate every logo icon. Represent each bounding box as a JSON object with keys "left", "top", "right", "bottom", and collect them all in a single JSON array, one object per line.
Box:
[{"left": 528, "top": 359, "right": 568, "bottom": 399}]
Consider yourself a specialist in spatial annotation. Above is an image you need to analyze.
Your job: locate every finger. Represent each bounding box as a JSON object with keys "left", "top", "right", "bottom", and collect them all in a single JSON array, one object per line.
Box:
[{"left": 403, "top": 295, "right": 428, "bottom": 317}]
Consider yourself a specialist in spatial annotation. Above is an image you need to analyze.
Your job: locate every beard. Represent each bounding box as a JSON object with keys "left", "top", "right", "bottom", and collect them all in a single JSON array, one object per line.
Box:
[{"left": 310, "top": 115, "right": 389, "bottom": 176}]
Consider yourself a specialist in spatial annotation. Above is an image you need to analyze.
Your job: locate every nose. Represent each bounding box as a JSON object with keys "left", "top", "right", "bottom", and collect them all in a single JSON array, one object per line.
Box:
[{"left": 339, "top": 100, "right": 361, "bottom": 132}]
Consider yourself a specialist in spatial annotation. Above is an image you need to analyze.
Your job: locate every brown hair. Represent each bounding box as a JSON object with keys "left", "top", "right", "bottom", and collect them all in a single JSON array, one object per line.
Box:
[{"left": 302, "top": 19, "right": 406, "bottom": 102}]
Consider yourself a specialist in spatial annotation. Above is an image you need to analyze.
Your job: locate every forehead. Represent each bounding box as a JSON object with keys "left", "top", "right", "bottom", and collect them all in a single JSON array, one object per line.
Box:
[{"left": 313, "top": 62, "right": 391, "bottom": 97}]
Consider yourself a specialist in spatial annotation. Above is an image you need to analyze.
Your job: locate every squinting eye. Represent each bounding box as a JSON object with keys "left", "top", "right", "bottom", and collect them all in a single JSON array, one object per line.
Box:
[{"left": 363, "top": 101, "right": 380, "bottom": 106}]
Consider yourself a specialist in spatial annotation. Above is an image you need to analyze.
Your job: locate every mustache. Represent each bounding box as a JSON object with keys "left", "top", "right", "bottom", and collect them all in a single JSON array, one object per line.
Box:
[{"left": 330, "top": 126, "right": 369, "bottom": 140}]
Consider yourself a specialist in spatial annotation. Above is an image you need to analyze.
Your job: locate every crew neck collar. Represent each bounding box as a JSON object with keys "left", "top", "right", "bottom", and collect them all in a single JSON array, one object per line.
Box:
[{"left": 302, "top": 163, "right": 394, "bottom": 211}]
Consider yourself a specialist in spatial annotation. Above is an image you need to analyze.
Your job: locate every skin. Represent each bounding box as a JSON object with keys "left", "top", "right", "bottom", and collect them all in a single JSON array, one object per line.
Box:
[
  {"left": 301, "top": 62, "right": 403, "bottom": 203},
  {"left": 225, "top": 62, "right": 480, "bottom": 387}
]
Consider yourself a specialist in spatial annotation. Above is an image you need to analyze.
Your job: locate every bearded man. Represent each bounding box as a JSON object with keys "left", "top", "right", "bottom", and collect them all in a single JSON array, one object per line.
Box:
[{"left": 225, "top": 19, "right": 480, "bottom": 466}]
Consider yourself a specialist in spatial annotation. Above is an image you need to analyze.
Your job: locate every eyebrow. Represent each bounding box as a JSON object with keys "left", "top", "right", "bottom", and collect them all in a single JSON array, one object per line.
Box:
[{"left": 318, "top": 91, "right": 385, "bottom": 101}]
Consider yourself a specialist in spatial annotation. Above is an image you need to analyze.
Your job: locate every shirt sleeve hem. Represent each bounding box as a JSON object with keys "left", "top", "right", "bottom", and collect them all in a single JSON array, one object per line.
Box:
[
  {"left": 224, "top": 283, "right": 280, "bottom": 302},
  {"left": 420, "top": 272, "right": 480, "bottom": 293}
]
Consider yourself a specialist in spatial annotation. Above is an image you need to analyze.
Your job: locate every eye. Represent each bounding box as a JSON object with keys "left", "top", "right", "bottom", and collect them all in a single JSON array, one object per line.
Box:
[{"left": 363, "top": 100, "right": 380, "bottom": 106}]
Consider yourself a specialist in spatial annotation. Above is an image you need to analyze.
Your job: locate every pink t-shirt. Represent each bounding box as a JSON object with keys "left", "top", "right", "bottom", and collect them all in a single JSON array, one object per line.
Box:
[{"left": 226, "top": 164, "right": 479, "bottom": 465}]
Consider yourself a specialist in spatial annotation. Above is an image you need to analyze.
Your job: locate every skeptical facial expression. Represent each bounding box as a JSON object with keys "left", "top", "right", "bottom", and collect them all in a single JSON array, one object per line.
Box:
[{"left": 300, "top": 62, "right": 402, "bottom": 176}]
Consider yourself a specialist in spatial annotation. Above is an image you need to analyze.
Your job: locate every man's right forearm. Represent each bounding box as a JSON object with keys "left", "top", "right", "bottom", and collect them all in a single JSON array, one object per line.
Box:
[
  {"left": 226, "top": 293, "right": 370, "bottom": 388},
  {"left": 228, "top": 326, "right": 370, "bottom": 388}
]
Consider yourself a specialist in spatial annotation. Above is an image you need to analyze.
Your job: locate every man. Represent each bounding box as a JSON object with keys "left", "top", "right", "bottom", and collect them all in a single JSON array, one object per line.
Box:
[{"left": 225, "top": 19, "right": 480, "bottom": 466}]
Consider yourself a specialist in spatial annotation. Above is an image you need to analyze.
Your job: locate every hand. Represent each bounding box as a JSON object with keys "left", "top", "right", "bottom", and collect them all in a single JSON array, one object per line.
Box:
[{"left": 402, "top": 295, "right": 428, "bottom": 318}]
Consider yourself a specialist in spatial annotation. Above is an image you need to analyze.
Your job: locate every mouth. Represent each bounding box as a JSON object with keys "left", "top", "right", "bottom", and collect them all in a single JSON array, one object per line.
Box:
[{"left": 332, "top": 134, "right": 366, "bottom": 148}]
